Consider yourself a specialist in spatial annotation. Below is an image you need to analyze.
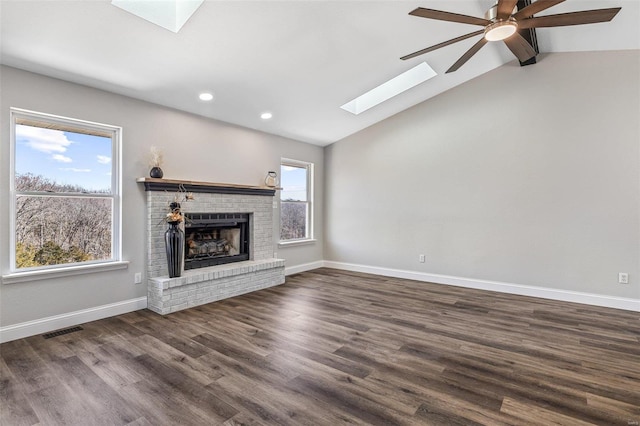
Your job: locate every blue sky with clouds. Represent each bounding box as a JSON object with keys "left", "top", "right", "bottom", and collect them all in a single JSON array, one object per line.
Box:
[
  {"left": 15, "top": 125, "right": 112, "bottom": 192},
  {"left": 280, "top": 165, "right": 307, "bottom": 201}
]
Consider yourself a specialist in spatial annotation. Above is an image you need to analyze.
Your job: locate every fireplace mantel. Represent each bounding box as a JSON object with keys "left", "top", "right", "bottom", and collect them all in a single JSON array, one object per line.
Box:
[{"left": 137, "top": 177, "right": 276, "bottom": 196}]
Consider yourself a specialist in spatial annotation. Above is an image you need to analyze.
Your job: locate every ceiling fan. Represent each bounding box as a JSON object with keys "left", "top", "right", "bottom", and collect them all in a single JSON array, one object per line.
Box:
[{"left": 401, "top": 0, "right": 621, "bottom": 73}]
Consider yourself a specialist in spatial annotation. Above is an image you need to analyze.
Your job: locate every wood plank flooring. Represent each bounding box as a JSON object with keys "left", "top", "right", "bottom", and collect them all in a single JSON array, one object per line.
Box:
[{"left": 1, "top": 268, "right": 639, "bottom": 425}]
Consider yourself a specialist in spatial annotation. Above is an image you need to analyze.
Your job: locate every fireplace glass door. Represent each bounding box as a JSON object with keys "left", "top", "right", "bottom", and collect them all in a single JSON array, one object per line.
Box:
[{"left": 184, "top": 213, "right": 249, "bottom": 269}]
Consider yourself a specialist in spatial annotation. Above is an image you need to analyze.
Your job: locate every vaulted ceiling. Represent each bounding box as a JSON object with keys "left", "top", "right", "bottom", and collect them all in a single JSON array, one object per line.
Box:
[{"left": 1, "top": 1, "right": 638, "bottom": 146}]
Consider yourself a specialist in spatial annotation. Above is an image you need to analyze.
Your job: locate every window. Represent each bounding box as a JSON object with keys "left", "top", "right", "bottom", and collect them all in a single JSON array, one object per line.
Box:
[
  {"left": 9, "top": 108, "right": 122, "bottom": 274},
  {"left": 280, "top": 158, "right": 313, "bottom": 242}
]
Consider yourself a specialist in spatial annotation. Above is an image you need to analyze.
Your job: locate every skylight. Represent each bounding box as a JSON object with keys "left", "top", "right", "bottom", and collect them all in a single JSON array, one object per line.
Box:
[
  {"left": 341, "top": 62, "right": 437, "bottom": 115},
  {"left": 111, "top": 0, "right": 204, "bottom": 33}
]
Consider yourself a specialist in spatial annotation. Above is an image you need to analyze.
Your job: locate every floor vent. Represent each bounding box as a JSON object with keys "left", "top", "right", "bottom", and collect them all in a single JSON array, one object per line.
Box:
[{"left": 42, "top": 326, "right": 83, "bottom": 339}]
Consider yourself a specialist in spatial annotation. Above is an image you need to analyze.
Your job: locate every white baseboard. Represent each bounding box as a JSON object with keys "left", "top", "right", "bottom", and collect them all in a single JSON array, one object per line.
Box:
[
  {"left": 285, "top": 260, "right": 325, "bottom": 276},
  {"left": 0, "top": 296, "right": 147, "bottom": 344},
  {"left": 2, "top": 261, "right": 637, "bottom": 343},
  {"left": 323, "top": 261, "right": 640, "bottom": 312}
]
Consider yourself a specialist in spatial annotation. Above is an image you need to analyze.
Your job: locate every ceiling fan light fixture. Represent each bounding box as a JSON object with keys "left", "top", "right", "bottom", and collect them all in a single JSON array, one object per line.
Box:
[
  {"left": 484, "top": 20, "right": 518, "bottom": 41},
  {"left": 403, "top": 3, "right": 622, "bottom": 73}
]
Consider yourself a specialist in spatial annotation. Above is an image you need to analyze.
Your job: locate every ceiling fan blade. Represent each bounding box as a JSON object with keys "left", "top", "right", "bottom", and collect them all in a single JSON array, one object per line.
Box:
[
  {"left": 512, "top": 0, "right": 565, "bottom": 20},
  {"left": 503, "top": 33, "right": 537, "bottom": 62},
  {"left": 497, "top": 0, "right": 518, "bottom": 19},
  {"left": 409, "top": 7, "right": 490, "bottom": 26},
  {"left": 518, "top": 8, "right": 621, "bottom": 29},
  {"left": 400, "top": 30, "right": 484, "bottom": 61},
  {"left": 446, "top": 37, "right": 488, "bottom": 73}
]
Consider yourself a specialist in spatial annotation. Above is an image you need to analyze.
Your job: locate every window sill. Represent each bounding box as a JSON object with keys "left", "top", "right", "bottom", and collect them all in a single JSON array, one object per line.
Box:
[
  {"left": 2, "top": 261, "right": 130, "bottom": 285},
  {"left": 278, "top": 239, "right": 317, "bottom": 248}
]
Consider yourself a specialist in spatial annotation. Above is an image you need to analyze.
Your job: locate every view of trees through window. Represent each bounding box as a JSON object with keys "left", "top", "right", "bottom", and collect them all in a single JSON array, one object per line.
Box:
[
  {"left": 13, "top": 113, "right": 116, "bottom": 270},
  {"left": 280, "top": 202, "right": 307, "bottom": 240},
  {"left": 15, "top": 174, "right": 112, "bottom": 268},
  {"left": 280, "top": 160, "right": 311, "bottom": 241}
]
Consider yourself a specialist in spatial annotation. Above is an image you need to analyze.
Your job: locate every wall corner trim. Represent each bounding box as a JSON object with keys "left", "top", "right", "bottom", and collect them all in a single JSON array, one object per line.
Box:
[
  {"left": 0, "top": 296, "right": 148, "bottom": 343},
  {"left": 322, "top": 261, "right": 640, "bottom": 312}
]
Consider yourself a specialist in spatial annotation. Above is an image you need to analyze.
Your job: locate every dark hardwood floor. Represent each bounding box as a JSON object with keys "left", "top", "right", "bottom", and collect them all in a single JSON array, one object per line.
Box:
[{"left": 1, "top": 268, "right": 639, "bottom": 425}]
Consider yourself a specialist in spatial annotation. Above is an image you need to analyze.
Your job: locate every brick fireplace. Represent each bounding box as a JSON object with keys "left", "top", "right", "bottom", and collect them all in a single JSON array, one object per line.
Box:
[{"left": 138, "top": 178, "right": 285, "bottom": 314}]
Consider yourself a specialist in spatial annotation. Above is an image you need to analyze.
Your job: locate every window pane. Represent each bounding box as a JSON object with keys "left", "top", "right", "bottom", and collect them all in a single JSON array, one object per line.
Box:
[
  {"left": 15, "top": 124, "right": 112, "bottom": 193},
  {"left": 15, "top": 195, "right": 112, "bottom": 269},
  {"left": 280, "top": 165, "right": 307, "bottom": 202},
  {"left": 280, "top": 201, "right": 307, "bottom": 240}
]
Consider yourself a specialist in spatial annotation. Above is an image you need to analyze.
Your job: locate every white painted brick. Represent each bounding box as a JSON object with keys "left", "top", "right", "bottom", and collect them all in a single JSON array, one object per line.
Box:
[
  {"left": 170, "top": 303, "right": 188, "bottom": 313},
  {"left": 145, "top": 188, "right": 282, "bottom": 313}
]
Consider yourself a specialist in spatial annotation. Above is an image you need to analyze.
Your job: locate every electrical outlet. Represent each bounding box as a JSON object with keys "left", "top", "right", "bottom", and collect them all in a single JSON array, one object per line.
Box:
[
  {"left": 618, "top": 273, "right": 629, "bottom": 284},
  {"left": 134, "top": 272, "right": 142, "bottom": 284},
  {"left": 419, "top": 254, "right": 425, "bottom": 263}
]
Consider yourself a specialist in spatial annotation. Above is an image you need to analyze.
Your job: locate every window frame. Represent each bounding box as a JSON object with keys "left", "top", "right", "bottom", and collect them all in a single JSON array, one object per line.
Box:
[
  {"left": 279, "top": 158, "right": 314, "bottom": 245},
  {"left": 5, "top": 108, "right": 125, "bottom": 283}
]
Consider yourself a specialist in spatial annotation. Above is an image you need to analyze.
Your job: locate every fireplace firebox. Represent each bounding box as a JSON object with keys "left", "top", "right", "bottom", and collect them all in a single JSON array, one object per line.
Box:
[{"left": 183, "top": 213, "right": 249, "bottom": 270}]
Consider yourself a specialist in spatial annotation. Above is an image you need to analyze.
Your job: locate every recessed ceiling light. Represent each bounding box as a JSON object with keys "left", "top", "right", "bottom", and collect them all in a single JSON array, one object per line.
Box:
[
  {"left": 199, "top": 92, "right": 214, "bottom": 101},
  {"left": 341, "top": 62, "right": 437, "bottom": 115},
  {"left": 260, "top": 112, "right": 273, "bottom": 120},
  {"left": 111, "top": 0, "right": 204, "bottom": 33}
]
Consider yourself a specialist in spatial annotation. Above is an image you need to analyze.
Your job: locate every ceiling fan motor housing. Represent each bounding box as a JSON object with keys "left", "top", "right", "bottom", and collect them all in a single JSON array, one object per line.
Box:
[{"left": 484, "top": 2, "right": 517, "bottom": 21}]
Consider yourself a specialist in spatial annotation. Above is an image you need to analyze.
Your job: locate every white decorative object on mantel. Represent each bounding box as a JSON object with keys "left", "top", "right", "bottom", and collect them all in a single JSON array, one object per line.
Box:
[{"left": 264, "top": 171, "right": 278, "bottom": 187}]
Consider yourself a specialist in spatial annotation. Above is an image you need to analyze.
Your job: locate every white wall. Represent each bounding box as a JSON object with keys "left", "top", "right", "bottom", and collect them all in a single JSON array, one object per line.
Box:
[
  {"left": 0, "top": 66, "right": 324, "bottom": 329},
  {"left": 325, "top": 50, "right": 640, "bottom": 302},
  {"left": 2, "top": 49, "right": 638, "bottom": 336}
]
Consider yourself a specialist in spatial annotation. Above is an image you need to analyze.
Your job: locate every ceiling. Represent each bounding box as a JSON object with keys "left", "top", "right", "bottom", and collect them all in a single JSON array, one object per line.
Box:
[{"left": 1, "top": 1, "right": 638, "bottom": 146}]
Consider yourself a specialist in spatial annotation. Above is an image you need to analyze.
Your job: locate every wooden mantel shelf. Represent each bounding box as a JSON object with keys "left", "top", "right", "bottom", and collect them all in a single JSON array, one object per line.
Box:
[{"left": 136, "top": 177, "right": 277, "bottom": 196}]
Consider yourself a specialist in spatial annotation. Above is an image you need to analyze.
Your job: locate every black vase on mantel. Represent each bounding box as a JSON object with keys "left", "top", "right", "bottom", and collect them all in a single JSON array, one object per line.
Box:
[
  {"left": 165, "top": 221, "right": 184, "bottom": 278},
  {"left": 150, "top": 166, "right": 163, "bottom": 178}
]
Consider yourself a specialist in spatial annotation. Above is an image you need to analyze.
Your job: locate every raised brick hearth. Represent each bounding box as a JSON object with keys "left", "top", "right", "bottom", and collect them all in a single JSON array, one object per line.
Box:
[{"left": 139, "top": 178, "right": 285, "bottom": 314}]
